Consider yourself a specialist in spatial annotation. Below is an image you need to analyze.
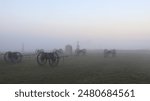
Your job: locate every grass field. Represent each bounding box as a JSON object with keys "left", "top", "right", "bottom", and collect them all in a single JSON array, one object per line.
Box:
[{"left": 0, "top": 50, "right": 150, "bottom": 84}]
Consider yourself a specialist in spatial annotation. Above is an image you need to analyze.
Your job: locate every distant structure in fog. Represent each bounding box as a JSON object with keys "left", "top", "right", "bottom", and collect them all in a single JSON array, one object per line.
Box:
[
  {"left": 75, "top": 41, "right": 87, "bottom": 56},
  {"left": 65, "top": 45, "right": 72, "bottom": 56},
  {"left": 104, "top": 49, "right": 116, "bottom": 57}
]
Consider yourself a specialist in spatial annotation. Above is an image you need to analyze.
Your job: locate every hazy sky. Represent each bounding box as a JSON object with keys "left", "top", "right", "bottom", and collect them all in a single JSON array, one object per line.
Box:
[{"left": 0, "top": 0, "right": 150, "bottom": 51}]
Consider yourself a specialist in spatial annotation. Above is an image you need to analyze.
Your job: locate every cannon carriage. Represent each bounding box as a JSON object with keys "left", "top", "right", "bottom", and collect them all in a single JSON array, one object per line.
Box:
[
  {"left": 37, "top": 51, "right": 59, "bottom": 66},
  {"left": 4, "top": 51, "right": 23, "bottom": 63}
]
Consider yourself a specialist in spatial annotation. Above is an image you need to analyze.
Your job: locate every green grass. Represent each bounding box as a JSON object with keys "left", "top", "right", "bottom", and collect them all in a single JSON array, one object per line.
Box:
[{"left": 0, "top": 51, "right": 150, "bottom": 84}]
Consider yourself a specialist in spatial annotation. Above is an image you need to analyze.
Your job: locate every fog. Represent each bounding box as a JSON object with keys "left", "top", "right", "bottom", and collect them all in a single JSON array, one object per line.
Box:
[{"left": 1, "top": 32, "right": 150, "bottom": 52}]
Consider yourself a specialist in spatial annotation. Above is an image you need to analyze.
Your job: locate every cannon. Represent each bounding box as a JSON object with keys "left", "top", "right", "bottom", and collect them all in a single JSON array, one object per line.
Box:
[
  {"left": 4, "top": 51, "right": 23, "bottom": 63},
  {"left": 75, "top": 49, "right": 87, "bottom": 56},
  {"left": 37, "top": 52, "right": 59, "bottom": 66},
  {"left": 104, "top": 49, "right": 116, "bottom": 57}
]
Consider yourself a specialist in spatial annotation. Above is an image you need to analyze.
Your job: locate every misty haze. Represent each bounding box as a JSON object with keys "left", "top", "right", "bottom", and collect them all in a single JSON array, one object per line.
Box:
[{"left": 0, "top": 0, "right": 150, "bottom": 84}]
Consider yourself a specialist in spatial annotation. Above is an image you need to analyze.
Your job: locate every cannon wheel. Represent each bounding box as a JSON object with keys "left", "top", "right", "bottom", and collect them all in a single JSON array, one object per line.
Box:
[
  {"left": 49, "top": 52, "right": 59, "bottom": 66},
  {"left": 11, "top": 52, "right": 22, "bottom": 63},
  {"left": 4, "top": 51, "right": 12, "bottom": 63},
  {"left": 37, "top": 52, "right": 47, "bottom": 65}
]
